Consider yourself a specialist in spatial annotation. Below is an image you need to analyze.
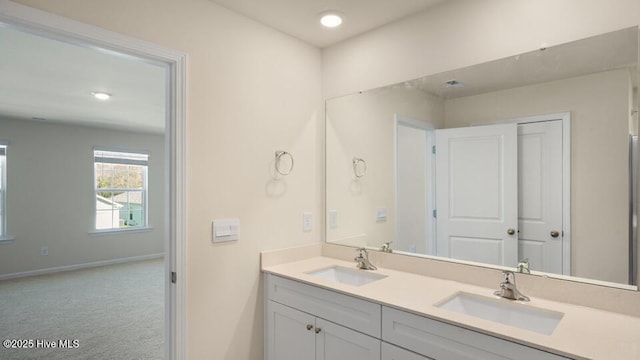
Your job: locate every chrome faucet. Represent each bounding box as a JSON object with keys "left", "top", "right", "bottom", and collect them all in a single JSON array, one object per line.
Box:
[
  {"left": 380, "top": 241, "right": 393, "bottom": 253},
  {"left": 355, "top": 248, "right": 377, "bottom": 270},
  {"left": 494, "top": 270, "right": 530, "bottom": 301}
]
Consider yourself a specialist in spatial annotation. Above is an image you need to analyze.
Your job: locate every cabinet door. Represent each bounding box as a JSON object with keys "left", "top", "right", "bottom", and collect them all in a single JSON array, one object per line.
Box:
[
  {"left": 315, "top": 318, "right": 381, "bottom": 360},
  {"left": 382, "top": 342, "right": 433, "bottom": 360},
  {"left": 266, "top": 301, "right": 315, "bottom": 360}
]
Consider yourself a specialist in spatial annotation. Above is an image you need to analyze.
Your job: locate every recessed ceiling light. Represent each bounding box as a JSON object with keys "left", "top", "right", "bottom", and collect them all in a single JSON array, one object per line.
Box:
[
  {"left": 91, "top": 91, "right": 112, "bottom": 100},
  {"left": 320, "top": 13, "right": 343, "bottom": 28}
]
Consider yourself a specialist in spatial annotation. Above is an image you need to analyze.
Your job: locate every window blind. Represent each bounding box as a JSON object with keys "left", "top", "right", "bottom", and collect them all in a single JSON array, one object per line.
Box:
[{"left": 94, "top": 149, "right": 148, "bottom": 166}]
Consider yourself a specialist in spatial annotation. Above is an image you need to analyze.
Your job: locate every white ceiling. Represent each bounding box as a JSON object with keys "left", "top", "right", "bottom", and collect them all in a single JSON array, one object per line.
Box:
[
  {"left": 0, "top": 26, "right": 167, "bottom": 133},
  {"left": 208, "top": 0, "right": 447, "bottom": 47}
]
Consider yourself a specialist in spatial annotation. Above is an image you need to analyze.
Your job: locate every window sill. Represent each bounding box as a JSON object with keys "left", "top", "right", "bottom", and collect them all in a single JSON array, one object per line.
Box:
[
  {"left": 0, "top": 236, "right": 15, "bottom": 244},
  {"left": 89, "top": 227, "right": 153, "bottom": 236}
]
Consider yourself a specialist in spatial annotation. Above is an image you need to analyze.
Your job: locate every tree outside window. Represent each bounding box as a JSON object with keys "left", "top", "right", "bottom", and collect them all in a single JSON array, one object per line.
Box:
[{"left": 94, "top": 149, "right": 148, "bottom": 230}]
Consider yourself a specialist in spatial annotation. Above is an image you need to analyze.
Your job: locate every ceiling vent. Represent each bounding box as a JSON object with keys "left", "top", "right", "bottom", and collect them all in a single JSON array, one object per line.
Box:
[{"left": 443, "top": 80, "right": 464, "bottom": 88}]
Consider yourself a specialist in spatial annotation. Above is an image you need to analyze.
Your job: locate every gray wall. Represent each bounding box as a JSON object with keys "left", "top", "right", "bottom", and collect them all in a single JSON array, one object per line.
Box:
[{"left": 0, "top": 117, "right": 165, "bottom": 275}]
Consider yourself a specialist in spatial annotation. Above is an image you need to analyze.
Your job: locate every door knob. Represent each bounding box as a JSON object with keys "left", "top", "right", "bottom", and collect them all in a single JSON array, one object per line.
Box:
[
  {"left": 306, "top": 324, "right": 313, "bottom": 331},
  {"left": 507, "top": 228, "right": 516, "bottom": 235},
  {"left": 550, "top": 230, "right": 560, "bottom": 238},
  {"left": 315, "top": 328, "right": 322, "bottom": 334}
]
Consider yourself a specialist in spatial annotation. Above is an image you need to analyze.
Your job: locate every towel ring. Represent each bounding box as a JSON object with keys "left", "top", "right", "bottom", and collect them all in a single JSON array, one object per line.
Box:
[
  {"left": 352, "top": 157, "right": 366, "bottom": 178},
  {"left": 275, "top": 151, "right": 294, "bottom": 175}
]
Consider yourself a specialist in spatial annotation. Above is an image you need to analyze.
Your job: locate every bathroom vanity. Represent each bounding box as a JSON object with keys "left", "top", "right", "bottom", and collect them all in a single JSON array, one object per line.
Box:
[
  {"left": 265, "top": 274, "right": 567, "bottom": 360},
  {"left": 262, "top": 247, "right": 640, "bottom": 360}
]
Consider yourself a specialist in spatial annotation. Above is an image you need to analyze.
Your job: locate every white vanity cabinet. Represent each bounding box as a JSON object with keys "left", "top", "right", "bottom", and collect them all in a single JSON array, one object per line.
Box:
[
  {"left": 265, "top": 274, "right": 381, "bottom": 360},
  {"left": 264, "top": 273, "right": 572, "bottom": 360},
  {"left": 266, "top": 300, "right": 380, "bottom": 360}
]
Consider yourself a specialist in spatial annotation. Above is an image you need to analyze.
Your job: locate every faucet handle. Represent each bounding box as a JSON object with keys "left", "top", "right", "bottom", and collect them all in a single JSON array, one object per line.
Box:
[
  {"left": 517, "top": 258, "right": 531, "bottom": 274},
  {"left": 501, "top": 270, "right": 515, "bottom": 283}
]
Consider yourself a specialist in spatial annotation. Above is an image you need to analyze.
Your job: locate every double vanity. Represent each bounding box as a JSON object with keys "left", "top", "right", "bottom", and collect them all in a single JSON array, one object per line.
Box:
[{"left": 262, "top": 244, "right": 640, "bottom": 360}]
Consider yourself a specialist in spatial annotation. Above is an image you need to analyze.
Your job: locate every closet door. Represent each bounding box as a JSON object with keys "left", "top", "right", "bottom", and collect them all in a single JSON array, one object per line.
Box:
[{"left": 435, "top": 123, "right": 519, "bottom": 267}]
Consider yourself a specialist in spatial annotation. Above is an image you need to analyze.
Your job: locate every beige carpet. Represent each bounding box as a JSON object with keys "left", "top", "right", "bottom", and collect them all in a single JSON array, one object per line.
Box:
[{"left": 0, "top": 259, "right": 164, "bottom": 360}]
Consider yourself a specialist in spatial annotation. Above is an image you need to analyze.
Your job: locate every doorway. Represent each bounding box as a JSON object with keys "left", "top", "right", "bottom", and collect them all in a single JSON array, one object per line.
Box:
[
  {"left": 0, "top": 2, "right": 186, "bottom": 359},
  {"left": 394, "top": 115, "right": 435, "bottom": 255}
]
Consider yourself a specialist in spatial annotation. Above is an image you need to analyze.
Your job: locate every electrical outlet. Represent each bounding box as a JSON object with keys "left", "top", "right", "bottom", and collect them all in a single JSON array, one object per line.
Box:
[{"left": 41, "top": 246, "right": 48, "bottom": 256}]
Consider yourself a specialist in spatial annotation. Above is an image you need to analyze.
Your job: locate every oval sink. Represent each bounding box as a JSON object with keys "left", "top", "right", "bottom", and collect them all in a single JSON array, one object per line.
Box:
[
  {"left": 307, "top": 265, "right": 387, "bottom": 287},
  {"left": 435, "top": 292, "right": 564, "bottom": 335}
]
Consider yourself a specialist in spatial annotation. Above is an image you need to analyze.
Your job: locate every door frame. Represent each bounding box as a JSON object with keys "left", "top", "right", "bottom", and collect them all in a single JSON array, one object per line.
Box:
[
  {"left": 394, "top": 114, "right": 436, "bottom": 255},
  {"left": 491, "top": 112, "right": 571, "bottom": 275},
  {"left": 0, "top": 1, "right": 187, "bottom": 359}
]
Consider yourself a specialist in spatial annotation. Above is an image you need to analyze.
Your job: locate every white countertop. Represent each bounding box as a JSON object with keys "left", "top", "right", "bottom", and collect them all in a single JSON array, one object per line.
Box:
[{"left": 262, "top": 255, "right": 640, "bottom": 360}]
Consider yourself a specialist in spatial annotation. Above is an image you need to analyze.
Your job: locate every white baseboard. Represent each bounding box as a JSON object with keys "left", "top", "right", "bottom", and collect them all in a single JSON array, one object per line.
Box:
[{"left": 0, "top": 253, "right": 165, "bottom": 281}]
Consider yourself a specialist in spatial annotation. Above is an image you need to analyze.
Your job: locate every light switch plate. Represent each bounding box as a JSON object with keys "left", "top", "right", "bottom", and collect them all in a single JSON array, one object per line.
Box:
[
  {"left": 212, "top": 218, "right": 239, "bottom": 243},
  {"left": 303, "top": 212, "right": 312, "bottom": 232},
  {"left": 376, "top": 207, "right": 387, "bottom": 222},
  {"left": 328, "top": 209, "right": 338, "bottom": 229}
]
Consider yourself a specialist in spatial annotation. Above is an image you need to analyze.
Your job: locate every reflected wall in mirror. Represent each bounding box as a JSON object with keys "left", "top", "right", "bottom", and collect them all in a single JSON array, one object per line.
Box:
[{"left": 326, "top": 27, "right": 639, "bottom": 288}]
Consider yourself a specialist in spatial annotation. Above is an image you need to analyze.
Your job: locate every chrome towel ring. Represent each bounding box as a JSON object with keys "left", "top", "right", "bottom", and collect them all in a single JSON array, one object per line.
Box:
[
  {"left": 275, "top": 150, "right": 294, "bottom": 175},
  {"left": 352, "top": 157, "right": 366, "bottom": 178}
]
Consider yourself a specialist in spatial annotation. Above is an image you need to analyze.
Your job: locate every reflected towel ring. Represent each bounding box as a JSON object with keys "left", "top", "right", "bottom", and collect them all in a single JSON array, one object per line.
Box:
[
  {"left": 275, "top": 151, "right": 294, "bottom": 175},
  {"left": 352, "top": 157, "right": 366, "bottom": 178}
]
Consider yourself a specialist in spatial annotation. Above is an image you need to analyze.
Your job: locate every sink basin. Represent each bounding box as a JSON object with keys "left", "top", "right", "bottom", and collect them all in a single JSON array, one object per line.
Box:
[
  {"left": 435, "top": 292, "right": 564, "bottom": 335},
  {"left": 307, "top": 266, "right": 387, "bottom": 287}
]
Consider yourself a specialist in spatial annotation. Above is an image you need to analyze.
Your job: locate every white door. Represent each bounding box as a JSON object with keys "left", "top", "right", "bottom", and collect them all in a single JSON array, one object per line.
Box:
[
  {"left": 266, "top": 301, "right": 315, "bottom": 360},
  {"left": 435, "top": 123, "right": 519, "bottom": 267},
  {"left": 396, "top": 118, "right": 435, "bottom": 255},
  {"left": 518, "top": 120, "right": 564, "bottom": 274},
  {"left": 316, "top": 318, "right": 381, "bottom": 360}
]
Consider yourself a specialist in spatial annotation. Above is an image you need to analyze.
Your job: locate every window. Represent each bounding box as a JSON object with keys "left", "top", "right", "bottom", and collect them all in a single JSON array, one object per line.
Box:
[
  {"left": 94, "top": 149, "right": 148, "bottom": 231},
  {"left": 0, "top": 144, "right": 6, "bottom": 238}
]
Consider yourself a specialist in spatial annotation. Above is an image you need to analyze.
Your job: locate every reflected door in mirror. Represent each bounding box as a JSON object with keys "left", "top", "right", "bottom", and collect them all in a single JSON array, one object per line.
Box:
[{"left": 434, "top": 123, "right": 519, "bottom": 267}]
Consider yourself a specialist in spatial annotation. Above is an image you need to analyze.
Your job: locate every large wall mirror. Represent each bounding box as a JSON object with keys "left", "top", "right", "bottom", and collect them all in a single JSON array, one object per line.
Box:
[{"left": 326, "top": 27, "right": 639, "bottom": 289}]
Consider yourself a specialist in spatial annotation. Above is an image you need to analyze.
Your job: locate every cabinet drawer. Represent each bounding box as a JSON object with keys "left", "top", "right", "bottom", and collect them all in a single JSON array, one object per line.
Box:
[
  {"left": 382, "top": 342, "right": 433, "bottom": 360},
  {"left": 266, "top": 274, "right": 381, "bottom": 337},
  {"left": 382, "top": 306, "right": 570, "bottom": 360}
]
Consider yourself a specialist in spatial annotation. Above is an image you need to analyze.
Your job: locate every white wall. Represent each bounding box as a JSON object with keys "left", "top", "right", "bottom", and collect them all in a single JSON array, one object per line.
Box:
[
  {"left": 0, "top": 117, "right": 164, "bottom": 275},
  {"left": 444, "top": 70, "right": 632, "bottom": 283},
  {"left": 10, "top": 0, "right": 323, "bottom": 359}
]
